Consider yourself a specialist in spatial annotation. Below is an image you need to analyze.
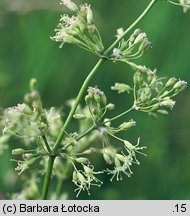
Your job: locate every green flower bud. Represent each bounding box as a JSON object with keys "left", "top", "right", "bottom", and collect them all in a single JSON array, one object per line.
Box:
[
  {"left": 101, "top": 94, "right": 107, "bottom": 106},
  {"left": 75, "top": 157, "right": 89, "bottom": 164},
  {"left": 61, "top": 0, "right": 78, "bottom": 12},
  {"left": 157, "top": 110, "right": 169, "bottom": 115},
  {"left": 134, "top": 32, "right": 147, "bottom": 45},
  {"left": 63, "top": 33, "right": 81, "bottom": 45},
  {"left": 72, "top": 171, "right": 78, "bottom": 182},
  {"left": 104, "top": 118, "right": 111, "bottom": 127},
  {"left": 106, "top": 103, "right": 115, "bottom": 110},
  {"left": 133, "top": 29, "right": 142, "bottom": 37},
  {"left": 114, "top": 157, "right": 121, "bottom": 168},
  {"left": 139, "top": 39, "right": 152, "bottom": 54},
  {"left": 12, "top": 148, "right": 26, "bottom": 155},
  {"left": 116, "top": 154, "right": 125, "bottom": 162},
  {"left": 73, "top": 113, "right": 87, "bottom": 120},
  {"left": 77, "top": 172, "right": 86, "bottom": 184},
  {"left": 86, "top": 6, "right": 94, "bottom": 24},
  {"left": 83, "top": 165, "right": 92, "bottom": 175},
  {"left": 162, "top": 91, "right": 169, "bottom": 97},
  {"left": 173, "top": 80, "right": 187, "bottom": 92},
  {"left": 82, "top": 148, "right": 96, "bottom": 155},
  {"left": 119, "top": 120, "right": 136, "bottom": 131},
  {"left": 165, "top": 77, "right": 177, "bottom": 88},
  {"left": 111, "top": 83, "right": 132, "bottom": 94},
  {"left": 103, "top": 152, "right": 112, "bottom": 165}
]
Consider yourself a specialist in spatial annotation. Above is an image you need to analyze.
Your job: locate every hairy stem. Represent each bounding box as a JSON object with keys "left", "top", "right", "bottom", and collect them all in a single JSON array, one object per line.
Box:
[{"left": 41, "top": 0, "right": 158, "bottom": 199}]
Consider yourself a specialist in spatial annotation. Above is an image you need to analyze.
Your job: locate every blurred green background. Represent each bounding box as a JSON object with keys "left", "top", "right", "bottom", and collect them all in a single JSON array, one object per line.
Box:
[{"left": 0, "top": 0, "right": 190, "bottom": 199}]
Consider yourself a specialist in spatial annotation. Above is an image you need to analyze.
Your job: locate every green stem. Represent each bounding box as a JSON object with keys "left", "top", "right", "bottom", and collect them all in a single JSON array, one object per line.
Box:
[
  {"left": 109, "top": 107, "right": 134, "bottom": 122},
  {"left": 42, "top": 135, "right": 52, "bottom": 154},
  {"left": 76, "top": 125, "right": 95, "bottom": 141},
  {"left": 41, "top": 156, "right": 55, "bottom": 200},
  {"left": 52, "top": 58, "right": 104, "bottom": 153},
  {"left": 41, "top": 0, "right": 158, "bottom": 199}
]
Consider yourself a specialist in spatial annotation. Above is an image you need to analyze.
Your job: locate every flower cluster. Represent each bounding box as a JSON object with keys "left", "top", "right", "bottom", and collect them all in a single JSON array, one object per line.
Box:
[
  {"left": 110, "top": 28, "right": 152, "bottom": 61},
  {"left": 65, "top": 156, "right": 103, "bottom": 197},
  {"left": 51, "top": 0, "right": 104, "bottom": 55},
  {"left": 96, "top": 118, "right": 146, "bottom": 181},
  {"left": 132, "top": 64, "right": 187, "bottom": 116}
]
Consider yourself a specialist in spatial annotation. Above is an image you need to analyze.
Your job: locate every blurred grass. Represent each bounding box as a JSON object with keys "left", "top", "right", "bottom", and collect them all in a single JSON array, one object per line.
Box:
[{"left": 0, "top": 0, "right": 190, "bottom": 199}]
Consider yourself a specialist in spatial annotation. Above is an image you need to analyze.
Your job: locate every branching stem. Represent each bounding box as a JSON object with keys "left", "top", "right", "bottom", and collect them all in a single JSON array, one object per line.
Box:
[{"left": 41, "top": 0, "right": 158, "bottom": 199}]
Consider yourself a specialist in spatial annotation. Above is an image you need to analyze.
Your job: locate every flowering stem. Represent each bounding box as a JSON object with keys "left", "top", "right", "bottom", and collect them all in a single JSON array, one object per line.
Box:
[
  {"left": 41, "top": 155, "right": 55, "bottom": 199},
  {"left": 53, "top": 58, "right": 104, "bottom": 153},
  {"left": 41, "top": 0, "right": 158, "bottom": 199},
  {"left": 42, "top": 135, "right": 52, "bottom": 154}
]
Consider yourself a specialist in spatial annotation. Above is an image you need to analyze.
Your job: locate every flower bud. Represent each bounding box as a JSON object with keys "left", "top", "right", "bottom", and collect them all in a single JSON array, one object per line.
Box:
[
  {"left": 106, "top": 103, "right": 115, "bottom": 110},
  {"left": 101, "top": 94, "right": 107, "bottom": 106},
  {"left": 73, "top": 113, "right": 87, "bottom": 120},
  {"left": 119, "top": 120, "right": 136, "bottom": 131},
  {"left": 72, "top": 171, "right": 78, "bottom": 182},
  {"left": 103, "top": 152, "right": 112, "bottom": 164},
  {"left": 77, "top": 172, "right": 86, "bottom": 184},
  {"left": 63, "top": 33, "right": 81, "bottom": 44},
  {"left": 124, "top": 140, "right": 134, "bottom": 151},
  {"left": 75, "top": 157, "right": 89, "bottom": 164},
  {"left": 82, "top": 148, "right": 96, "bottom": 155},
  {"left": 116, "top": 154, "right": 125, "bottom": 162},
  {"left": 134, "top": 32, "right": 147, "bottom": 45},
  {"left": 173, "top": 80, "right": 187, "bottom": 92},
  {"left": 162, "top": 91, "right": 169, "bottom": 97},
  {"left": 61, "top": 0, "right": 78, "bottom": 12},
  {"left": 114, "top": 157, "right": 121, "bottom": 168},
  {"left": 111, "top": 83, "right": 132, "bottom": 94},
  {"left": 104, "top": 118, "right": 111, "bottom": 127},
  {"left": 86, "top": 5, "right": 94, "bottom": 24},
  {"left": 12, "top": 148, "right": 26, "bottom": 155},
  {"left": 133, "top": 29, "right": 142, "bottom": 36},
  {"left": 157, "top": 110, "right": 169, "bottom": 115},
  {"left": 83, "top": 165, "right": 92, "bottom": 175},
  {"left": 139, "top": 39, "right": 152, "bottom": 54},
  {"left": 165, "top": 77, "right": 177, "bottom": 88}
]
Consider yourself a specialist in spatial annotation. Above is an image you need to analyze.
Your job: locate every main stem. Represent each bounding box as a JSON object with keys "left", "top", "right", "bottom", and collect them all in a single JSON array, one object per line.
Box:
[{"left": 41, "top": 0, "right": 158, "bottom": 199}]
